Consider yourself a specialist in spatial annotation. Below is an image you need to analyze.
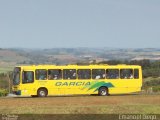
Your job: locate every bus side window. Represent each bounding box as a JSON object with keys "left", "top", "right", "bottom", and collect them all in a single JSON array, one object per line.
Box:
[
  {"left": 78, "top": 69, "right": 91, "bottom": 79},
  {"left": 106, "top": 69, "right": 119, "bottom": 79},
  {"left": 134, "top": 69, "right": 139, "bottom": 79},
  {"left": 48, "top": 69, "right": 62, "bottom": 80},
  {"left": 63, "top": 69, "right": 76, "bottom": 80},
  {"left": 36, "top": 69, "right": 47, "bottom": 80},
  {"left": 22, "top": 71, "right": 34, "bottom": 84},
  {"left": 120, "top": 69, "right": 133, "bottom": 79},
  {"left": 92, "top": 69, "right": 105, "bottom": 79}
]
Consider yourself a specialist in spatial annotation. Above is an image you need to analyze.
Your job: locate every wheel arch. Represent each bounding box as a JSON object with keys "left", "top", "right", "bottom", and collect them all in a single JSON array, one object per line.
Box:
[{"left": 37, "top": 87, "right": 48, "bottom": 95}]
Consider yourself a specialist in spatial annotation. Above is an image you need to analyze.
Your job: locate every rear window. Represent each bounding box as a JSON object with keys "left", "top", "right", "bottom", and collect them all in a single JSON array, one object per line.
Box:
[{"left": 134, "top": 69, "right": 139, "bottom": 79}]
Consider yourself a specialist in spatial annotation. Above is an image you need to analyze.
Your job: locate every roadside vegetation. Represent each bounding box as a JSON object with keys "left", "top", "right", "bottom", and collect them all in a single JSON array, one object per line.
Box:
[
  {"left": 0, "top": 59, "right": 160, "bottom": 97},
  {"left": 0, "top": 72, "right": 12, "bottom": 97}
]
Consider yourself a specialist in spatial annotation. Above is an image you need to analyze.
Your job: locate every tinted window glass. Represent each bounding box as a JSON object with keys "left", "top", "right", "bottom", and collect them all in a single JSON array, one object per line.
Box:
[
  {"left": 48, "top": 69, "right": 62, "bottom": 80},
  {"left": 92, "top": 69, "right": 105, "bottom": 79},
  {"left": 134, "top": 69, "right": 139, "bottom": 79},
  {"left": 63, "top": 69, "right": 76, "bottom": 80},
  {"left": 78, "top": 69, "right": 91, "bottom": 79},
  {"left": 120, "top": 69, "right": 133, "bottom": 79},
  {"left": 36, "top": 69, "right": 47, "bottom": 80},
  {"left": 22, "top": 71, "right": 34, "bottom": 84},
  {"left": 13, "top": 68, "right": 20, "bottom": 85},
  {"left": 106, "top": 69, "right": 119, "bottom": 79}
]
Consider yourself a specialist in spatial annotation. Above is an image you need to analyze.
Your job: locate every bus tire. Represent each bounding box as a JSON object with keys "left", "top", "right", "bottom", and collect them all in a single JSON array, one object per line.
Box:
[
  {"left": 37, "top": 88, "right": 48, "bottom": 97},
  {"left": 31, "top": 95, "right": 38, "bottom": 97},
  {"left": 98, "top": 87, "right": 108, "bottom": 96}
]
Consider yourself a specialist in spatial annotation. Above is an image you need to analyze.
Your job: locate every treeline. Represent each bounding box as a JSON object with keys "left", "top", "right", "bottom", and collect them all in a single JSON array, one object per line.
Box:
[
  {"left": 99, "top": 59, "right": 160, "bottom": 93},
  {"left": 99, "top": 59, "right": 160, "bottom": 78}
]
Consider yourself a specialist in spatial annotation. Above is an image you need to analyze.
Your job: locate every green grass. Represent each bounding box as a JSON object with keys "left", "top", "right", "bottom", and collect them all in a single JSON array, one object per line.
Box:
[
  {"left": 144, "top": 77, "right": 160, "bottom": 81},
  {"left": 0, "top": 67, "right": 13, "bottom": 73}
]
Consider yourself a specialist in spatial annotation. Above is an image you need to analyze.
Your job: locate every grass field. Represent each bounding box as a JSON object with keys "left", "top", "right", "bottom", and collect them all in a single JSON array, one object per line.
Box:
[
  {"left": 0, "top": 67, "right": 13, "bottom": 73},
  {"left": 0, "top": 95, "right": 159, "bottom": 114}
]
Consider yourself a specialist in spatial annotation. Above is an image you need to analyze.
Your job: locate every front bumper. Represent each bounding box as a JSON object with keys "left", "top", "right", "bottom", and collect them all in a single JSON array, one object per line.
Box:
[{"left": 12, "top": 90, "right": 21, "bottom": 95}]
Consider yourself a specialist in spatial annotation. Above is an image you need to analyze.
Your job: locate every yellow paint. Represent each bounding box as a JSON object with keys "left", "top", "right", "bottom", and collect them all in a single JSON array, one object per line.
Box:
[{"left": 12, "top": 64, "right": 142, "bottom": 96}]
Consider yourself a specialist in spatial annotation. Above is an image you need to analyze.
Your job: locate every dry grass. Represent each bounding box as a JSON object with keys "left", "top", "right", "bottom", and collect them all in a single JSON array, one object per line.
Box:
[{"left": 0, "top": 95, "right": 160, "bottom": 114}]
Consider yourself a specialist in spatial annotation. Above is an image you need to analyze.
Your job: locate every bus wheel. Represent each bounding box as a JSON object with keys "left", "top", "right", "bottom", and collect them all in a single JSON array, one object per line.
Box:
[
  {"left": 98, "top": 87, "right": 108, "bottom": 96},
  {"left": 37, "top": 88, "right": 48, "bottom": 97},
  {"left": 31, "top": 95, "right": 37, "bottom": 97}
]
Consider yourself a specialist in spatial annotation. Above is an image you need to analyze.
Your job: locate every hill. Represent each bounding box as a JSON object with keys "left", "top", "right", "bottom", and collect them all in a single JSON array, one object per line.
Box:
[{"left": 0, "top": 48, "right": 160, "bottom": 70}]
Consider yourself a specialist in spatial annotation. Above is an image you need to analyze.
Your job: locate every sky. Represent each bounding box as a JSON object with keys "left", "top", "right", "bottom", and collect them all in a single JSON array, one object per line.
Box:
[{"left": 0, "top": 0, "right": 160, "bottom": 49}]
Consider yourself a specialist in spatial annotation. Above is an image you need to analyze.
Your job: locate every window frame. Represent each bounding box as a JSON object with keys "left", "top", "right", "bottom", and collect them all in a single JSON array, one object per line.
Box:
[
  {"left": 35, "top": 69, "right": 47, "bottom": 80},
  {"left": 13, "top": 70, "right": 20, "bottom": 85},
  {"left": 22, "top": 71, "right": 34, "bottom": 84},
  {"left": 48, "top": 69, "right": 62, "bottom": 80},
  {"left": 120, "top": 69, "right": 134, "bottom": 79},
  {"left": 63, "top": 69, "right": 77, "bottom": 80},
  {"left": 77, "top": 69, "right": 91, "bottom": 80},
  {"left": 106, "top": 69, "right": 120, "bottom": 79},
  {"left": 92, "top": 69, "right": 105, "bottom": 80},
  {"left": 134, "top": 69, "right": 139, "bottom": 79}
]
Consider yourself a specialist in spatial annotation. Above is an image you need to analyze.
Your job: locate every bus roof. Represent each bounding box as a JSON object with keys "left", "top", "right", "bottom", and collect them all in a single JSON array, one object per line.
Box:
[{"left": 15, "top": 64, "right": 141, "bottom": 69}]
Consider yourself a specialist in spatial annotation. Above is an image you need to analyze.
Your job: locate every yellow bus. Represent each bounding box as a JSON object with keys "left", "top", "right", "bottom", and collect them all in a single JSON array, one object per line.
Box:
[{"left": 12, "top": 64, "right": 142, "bottom": 97}]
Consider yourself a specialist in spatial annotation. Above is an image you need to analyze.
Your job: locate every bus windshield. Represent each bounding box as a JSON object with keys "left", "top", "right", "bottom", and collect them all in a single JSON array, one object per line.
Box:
[{"left": 13, "top": 67, "right": 21, "bottom": 85}]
